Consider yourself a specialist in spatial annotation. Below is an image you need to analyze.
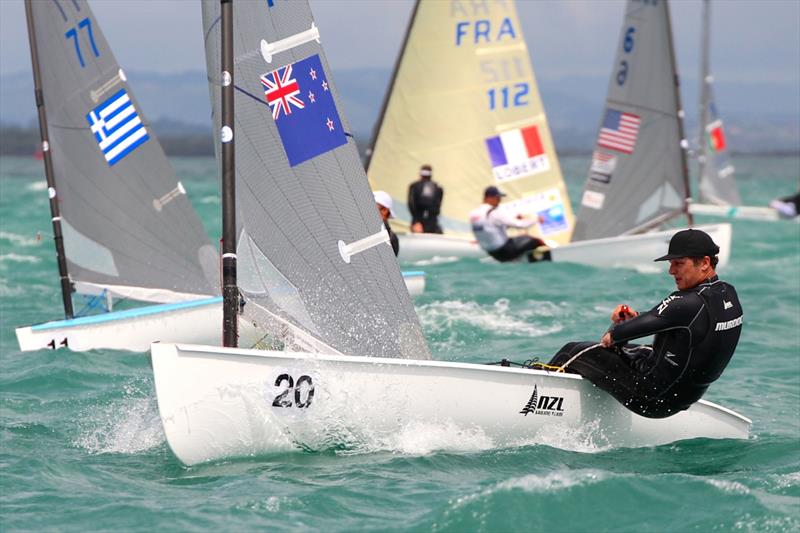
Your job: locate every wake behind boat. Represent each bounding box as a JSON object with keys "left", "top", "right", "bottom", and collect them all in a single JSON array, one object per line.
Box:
[{"left": 150, "top": 0, "right": 750, "bottom": 466}]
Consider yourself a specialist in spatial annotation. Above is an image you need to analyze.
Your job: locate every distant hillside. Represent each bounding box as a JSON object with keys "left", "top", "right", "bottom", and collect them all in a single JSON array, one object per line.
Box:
[{"left": 1, "top": 68, "right": 798, "bottom": 155}]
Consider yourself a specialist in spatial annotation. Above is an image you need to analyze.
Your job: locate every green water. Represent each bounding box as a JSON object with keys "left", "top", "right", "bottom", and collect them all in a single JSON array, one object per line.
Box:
[{"left": 1, "top": 155, "right": 798, "bottom": 532}]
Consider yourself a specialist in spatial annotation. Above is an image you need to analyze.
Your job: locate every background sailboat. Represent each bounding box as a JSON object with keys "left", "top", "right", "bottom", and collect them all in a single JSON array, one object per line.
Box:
[
  {"left": 569, "top": 0, "right": 732, "bottom": 266},
  {"left": 15, "top": 0, "right": 227, "bottom": 352},
  {"left": 151, "top": 0, "right": 749, "bottom": 467},
  {"left": 687, "top": 0, "right": 788, "bottom": 222},
  {"left": 366, "top": 0, "right": 575, "bottom": 261}
]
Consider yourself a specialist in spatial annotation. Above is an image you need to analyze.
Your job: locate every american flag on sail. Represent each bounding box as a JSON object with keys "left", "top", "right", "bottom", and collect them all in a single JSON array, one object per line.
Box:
[
  {"left": 597, "top": 109, "right": 640, "bottom": 154},
  {"left": 261, "top": 64, "right": 305, "bottom": 119}
]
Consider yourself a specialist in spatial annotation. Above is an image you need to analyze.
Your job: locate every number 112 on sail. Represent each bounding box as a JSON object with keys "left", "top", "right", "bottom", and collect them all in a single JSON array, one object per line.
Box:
[{"left": 487, "top": 83, "right": 529, "bottom": 110}]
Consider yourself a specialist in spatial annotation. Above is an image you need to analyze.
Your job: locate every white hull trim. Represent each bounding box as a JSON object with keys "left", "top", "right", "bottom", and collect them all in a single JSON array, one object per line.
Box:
[{"left": 151, "top": 342, "right": 751, "bottom": 466}]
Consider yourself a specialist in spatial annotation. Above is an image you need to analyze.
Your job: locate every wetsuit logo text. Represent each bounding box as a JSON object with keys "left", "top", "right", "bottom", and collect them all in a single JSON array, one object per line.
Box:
[
  {"left": 715, "top": 315, "right": 743, "bottom": 331},
  {"left": 658, "top": 295, "right": 681, "bottom": 315}
]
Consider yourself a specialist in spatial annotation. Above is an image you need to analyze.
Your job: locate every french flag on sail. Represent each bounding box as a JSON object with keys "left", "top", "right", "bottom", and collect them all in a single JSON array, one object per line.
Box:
[
  {"left": 597, "top": 109, "right": 640, "bottom": 154},
  {"left": 485, "top": 125, "right": 550, "bottom": 183}
]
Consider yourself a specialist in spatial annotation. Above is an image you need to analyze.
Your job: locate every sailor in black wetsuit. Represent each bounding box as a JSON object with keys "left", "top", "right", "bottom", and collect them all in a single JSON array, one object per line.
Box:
[
  {"left": 547, "top": 229, "right": 743, "bottom": 418},
  {"left": 374, "top": 190, "right": 399, "bottom": 256},
  {"left": 407, "top": 164, "right": 443, "bottom": 234}
]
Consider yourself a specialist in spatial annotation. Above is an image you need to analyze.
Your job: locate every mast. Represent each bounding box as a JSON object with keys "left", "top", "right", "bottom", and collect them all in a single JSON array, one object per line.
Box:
[
  {"left": 220, "top": 0, "right": 237, "bottom": 347},
  {"left": 364, "top": 0, "right": 420, "bottom": 170},
  {"left": 665, "top": 0, "right": 694, "bottom": 226},
  {"left": 24, "top": 0, "right": 73, "bottom": 318},
  {"left": 697, "top": 0, "right": 711, "bottom": 197}
]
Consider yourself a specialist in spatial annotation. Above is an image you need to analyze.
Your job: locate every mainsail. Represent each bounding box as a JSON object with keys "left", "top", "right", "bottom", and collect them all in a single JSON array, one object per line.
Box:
[
  {"left": 27, "top": 0, "right": 218, "bottom": 303},
  {"left": 366, "top": 0, "right": 574, "bottom": 244},
  {"left": 696, "top": 0, "right": 739, "bottom": 206},
  {"left": 572, "top": 0, "right": 690, "bottom": 241},
  {"left": 200, "top": 0, "right": 429, "bottom": 358}
]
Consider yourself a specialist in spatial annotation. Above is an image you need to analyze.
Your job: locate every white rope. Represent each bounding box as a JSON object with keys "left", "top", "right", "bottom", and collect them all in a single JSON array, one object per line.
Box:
[{"left": 558, "top": 342, "right": 603, "bottom": 372}]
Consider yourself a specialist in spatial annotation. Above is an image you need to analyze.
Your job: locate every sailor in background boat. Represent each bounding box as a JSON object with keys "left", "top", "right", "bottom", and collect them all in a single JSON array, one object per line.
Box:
[
  {"left": 374, "top": 190, "right": 399, "bottom": 256},
  {"left": 408, "top": 164, "right": 444, "bottom": 234},
  {"left": 545, "top": 229, "right": 743, "bottom": 418},
  {"left": 769, "top": 190, "right": 800, "bottom": 218},
  {"left": 469, "top": 186, "right": 550, "bottom": 263}
]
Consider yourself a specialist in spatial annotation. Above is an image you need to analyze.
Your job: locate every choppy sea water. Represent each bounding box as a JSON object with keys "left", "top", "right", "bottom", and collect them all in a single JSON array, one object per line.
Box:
[{"left": 1, "top": 155, "right": 798, "bottom": 532}]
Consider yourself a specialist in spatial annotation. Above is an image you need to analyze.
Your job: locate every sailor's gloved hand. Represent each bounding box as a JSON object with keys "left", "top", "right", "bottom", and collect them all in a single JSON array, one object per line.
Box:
[{"left": 611, "top": 304, "right": 638, "bottom": 324}]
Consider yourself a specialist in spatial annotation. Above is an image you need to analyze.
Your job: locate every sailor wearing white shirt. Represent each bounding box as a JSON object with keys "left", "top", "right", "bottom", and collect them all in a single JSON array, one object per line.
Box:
[{"left": 469, "top": 186, "right": 550, "bottom": 262}]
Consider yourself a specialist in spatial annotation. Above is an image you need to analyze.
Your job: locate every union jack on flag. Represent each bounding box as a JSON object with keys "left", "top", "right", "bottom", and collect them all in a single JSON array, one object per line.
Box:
[{"left": 260, "top": 64, "right": 304, "bottom": 119}]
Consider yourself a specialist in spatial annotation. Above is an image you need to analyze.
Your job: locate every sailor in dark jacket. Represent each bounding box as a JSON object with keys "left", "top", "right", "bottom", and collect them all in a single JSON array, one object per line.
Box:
[
  {"left": 547, "top": 229, "right": 743, "bottom": 418},
  {"left": 407, "top": 164, "right": 443, "bottom": 234},
  {"left": 374, "top": 190, "right": 399, "bottom": 256}
]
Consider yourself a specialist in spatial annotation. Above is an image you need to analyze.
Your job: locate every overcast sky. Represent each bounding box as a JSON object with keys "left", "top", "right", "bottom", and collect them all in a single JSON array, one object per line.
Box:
[{"left": 1, "top": 0, "right": 798, "bottom": 85}]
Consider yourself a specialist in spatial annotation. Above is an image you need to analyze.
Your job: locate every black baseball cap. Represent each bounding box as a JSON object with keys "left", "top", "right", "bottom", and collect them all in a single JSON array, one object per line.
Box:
[
  {"left": 484, "top": 186, "right": 506, "bottom": 198},
  {"left": 654, "top": 229, "right": 720, "bottom": 261}
]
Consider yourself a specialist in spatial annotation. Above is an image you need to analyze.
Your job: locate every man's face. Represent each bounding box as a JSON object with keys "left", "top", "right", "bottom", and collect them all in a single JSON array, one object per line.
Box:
[
  {"left": 376, "top": 203, "right": 390, "bottom": 222},
  {"left": 485, "top": 195, "right": 501, "bottom": 207},
  {"left": 668, "top": 257, "right": 709, "bottom": 290}
]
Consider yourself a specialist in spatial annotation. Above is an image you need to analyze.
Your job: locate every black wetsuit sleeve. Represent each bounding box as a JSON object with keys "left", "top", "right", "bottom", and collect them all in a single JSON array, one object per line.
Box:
[
  {"left": 610, "top": 292, "right": 703, "bottom": 344},
  {"left": 386, "top": 223, "right": 399, "bottom": 256}
]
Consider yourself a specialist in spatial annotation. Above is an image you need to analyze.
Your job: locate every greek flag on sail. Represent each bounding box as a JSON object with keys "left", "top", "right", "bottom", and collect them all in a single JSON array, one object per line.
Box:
[{"left": 86, "top": 89, "right": 150, "bottom": 166}]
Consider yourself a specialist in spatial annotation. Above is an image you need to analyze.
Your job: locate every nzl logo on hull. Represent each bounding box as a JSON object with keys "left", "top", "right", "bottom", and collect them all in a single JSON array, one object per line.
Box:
[{"left": 519, "top": 385, "right": 564, "bottom": 417}]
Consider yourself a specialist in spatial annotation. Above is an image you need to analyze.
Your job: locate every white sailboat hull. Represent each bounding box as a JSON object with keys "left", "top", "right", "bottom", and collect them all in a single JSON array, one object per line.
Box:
[
  {"left": 152, "top": 342, "right": 751, "bottom": 466},
  {"left": 398, "top": 223, "right": 732, "bottom": 270},
  {"left": 689, "top": 203, "right": 795, "bottom": 222},
  {"left": 397, "top": 233, "right": 486, "bottom": 262},
  {"left": 16, "top": 273, "right": 426, "bottom": 353},
  {"left": 552, "top": 223, "right": 732, "bottom": 270}
]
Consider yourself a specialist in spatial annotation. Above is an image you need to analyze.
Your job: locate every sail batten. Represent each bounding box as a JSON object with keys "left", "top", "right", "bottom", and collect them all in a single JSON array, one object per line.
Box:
[
  {"left": 201, "top": 0, "right": 428, "bottom": 359},
  {"left": 28, "top": 0, "right": 218, "bottom": 302}
]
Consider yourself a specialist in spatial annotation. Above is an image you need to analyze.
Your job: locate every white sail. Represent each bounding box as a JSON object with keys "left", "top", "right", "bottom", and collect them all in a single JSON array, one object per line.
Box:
[{"left": 367, "top": 0, "right": 574, "bottom": 245}]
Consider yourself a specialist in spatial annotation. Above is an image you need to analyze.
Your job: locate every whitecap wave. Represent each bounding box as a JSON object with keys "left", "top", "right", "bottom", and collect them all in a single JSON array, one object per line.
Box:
[
  {"left": 27, "top": 180, "right": 47, "bottom": 191},
  {"left": 0, "top": 231, "right": 41, "bottom": 247},
  {"left": 417, "top": 298, "right": 563, "bottom": 337},
  {"left": 74, "top": 392, "right": 165, "bottom": 455},
  {"left": 0, "top": 253, "right": 40, "bottom": 264}
]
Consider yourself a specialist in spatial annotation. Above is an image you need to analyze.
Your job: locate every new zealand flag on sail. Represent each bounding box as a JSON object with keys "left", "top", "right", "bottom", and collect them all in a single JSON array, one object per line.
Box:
[{"left": 261, "top": 54, "right": 347, "bottom": 167}]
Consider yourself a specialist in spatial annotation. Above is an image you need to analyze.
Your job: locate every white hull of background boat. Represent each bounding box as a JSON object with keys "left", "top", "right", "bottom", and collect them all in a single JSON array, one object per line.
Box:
[
  {"left": 688, "top": 203, "right": 795, "bottom": 223},
  {"left": 397, "top": 233, "right": 486, "bottom": 262},
  {"left": 398, "top": 223, "right": 731, "bottom": 270},
  {"left": 151, "top": 342, "right": 751, "bottom": 466},
  {"left": 15, "top": 272, "right": 426, "bottom": 352},
  {"left": 551, "top": 223, "right": 732, "bottom": 270}
]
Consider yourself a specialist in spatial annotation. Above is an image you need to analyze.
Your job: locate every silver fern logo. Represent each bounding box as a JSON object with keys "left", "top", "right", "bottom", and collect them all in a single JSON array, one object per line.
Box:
[{"left": 519, "top": 385, "right": 565, "bottom": 417}]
